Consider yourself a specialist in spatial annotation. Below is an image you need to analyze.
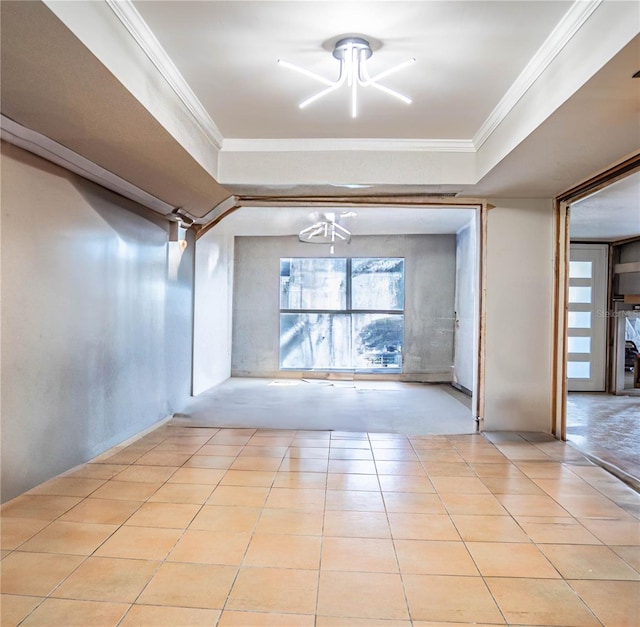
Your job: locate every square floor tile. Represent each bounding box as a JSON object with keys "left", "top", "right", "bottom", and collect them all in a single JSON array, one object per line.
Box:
[
  {"left": 206, "top": 485, "right": 270, "bottom": 507},
  {"left": 439, "top": 493, "right": 508, "bottom": 516},
  {"left": 279, "top": 458, "right": 329, "bottom": 473},
  {"left": 147, "top": 482, "right": 214, "bottom": 504},
  {"left": 27, "top": 477, "right": 106, "bottom": 498},
  {"left": 0, "top": 552, "right": 84, "bottom": 595},
  {"left": 485, "top": 577, "right": 601, "bottom": 626},
  {"left": 539, "top": 544, "right": 640, "bottom": 580},
  {"left": 515, "top": 516, "right": 602, "bottom": 544},
  {"left": 0, "top": 495, "right": 82, "bottom": 520},
  {"left": 388, "top": 513, "right": 461, "bottom": 541},
  {"left": 168, "top": 468, "right": 226, "bottom": 484},
  {"left": 329, "top": 449, "right": 374, "bottom": 461},
  {"left": 137, "top": 561, "right": 237, "bottom": 609},
  {"left": 123, "top": 502, "right": 200, "bottom": 529},
  {"left": 323, "top": 510, "right": 391, "bottom": 538},
  {"left": 184, "top": 455, "right": 236, "bottom": 469},
  {"left": 316, "top": 618, "right": 410, "bottom": 627},
  {"left": 90, "top": 481, "right": 162, "bottom": 501},
  {"left": 569, "top": 579, "right": 640, "bottom": 626},
  {"left": 325, "top": 490, "right": 384, "bottom": 512},
  {"left": 0, "top": 518, "right": 49, "bottom": 550},
  {"left": 255, "top": 508, "right": 324, "bottom": 536},
  {"left": 17, "top": 521, "right": 117, "bottom": 555},
  {"left": 134, "top": 451, "right": 191, "bottom": 466},
  {"left": 383, "top": 492, "right": 446, "bottom": 514},
  {"left": 451, "top": 514, "right": 530, "bottom": 542},
  {"left": 466, "top": 541, "right": 560, "bottom": 578},
  {"left": 114, "top": 465, "right": 178, "bottom": 483},
  {"left": 68, "top": 463, "right": 128, "bottom": 480},
  {"left": 403, "top": 574, "right": 504, "bottom": 623},
  {"left": 378, "top": 475, "right": 435, "bottom": 493},
  {"left": 244, "top": 533, "right": 321, "bottom": 569},
  {"left": 431, "top": 476, "right": 491, "bottom": 494},
  {"left": 51, "top": 556, "right": 158, "bottom": 602},
  {"left": 285, "top": 447, "right": 330, "bottom": 459},
  {"left": 421, "top": 462, "right": 476, "bottom": 477},
  {"left": 578, "top": 517, "right": 640, "bottom": 545},
  {"left": 326, "top": 474, "right": 380, "bottom": 491},
  {"left": 395, "top": 540, "right": 478, "bottom": 575},
  {"left": 375, "top": 461, "right": 425, "bottom": 476},
  {"left": 265, "top": 488, "right": 325, "bottom": 510},
  {"left": 470, "top": 462, "right": 524, "bottom": 477},
  {"left": 321, "top": 537, "right": 398, "bottom": 572},
  {"left": 317, "top": 571, "right": 408, "bottom": 620},
  {"left": 273, "top": 472, "right": 327, "bottom": 490},
  {"left": 220, "top": 471, "right": 276, "bottom": 487},
  {"left": 611, "top": 545, "right": 640, "bottom": 571},
  {"left": 19, "top": 598, "right": 129, "bottom": 626},
  {"left": 0, "top": 594, "right": 43, "bottom": 626},
  {"left": 168, "top": 529, "right": 250, "bottom": 565},
  {"left": 59, "top": 499, "right": 142, "bottom": 525},
  {"left": 480, "top": 476, "right": 546, "bottom": 495},
  {"left": 231, "top": 457, "right": 283, "bottom": 472},
  {"left": 555, "top": 494, "right": 633, "bottom": 518},
  {"left": 189, "top": 505, "right": 261, "bottom": 533},
  {"left": 219, "top": 610, "right": 315, "bottom": 626},
  {"left": 198, "top": 444, "right": 244, "bottom": 456},
  {"left": 496, "top": 494, "right": 569, "bottom": 517},
  {"left": 120, "top": 605, "right": 221, "bottom": 626},
  {"left": 227, "top": 567, "right": 318, "bottom": 614},
  {"left": 328, "top": 460, "right": 377, "bottom": 474},
  {"left": 94, "top": 526, "right": 182, "bottom": 560}
]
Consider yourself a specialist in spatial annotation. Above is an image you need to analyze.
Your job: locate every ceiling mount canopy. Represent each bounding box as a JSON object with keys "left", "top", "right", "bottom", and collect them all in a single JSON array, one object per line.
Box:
[{"left": 278, "top": 36, "right": 415, "bottom": 118}]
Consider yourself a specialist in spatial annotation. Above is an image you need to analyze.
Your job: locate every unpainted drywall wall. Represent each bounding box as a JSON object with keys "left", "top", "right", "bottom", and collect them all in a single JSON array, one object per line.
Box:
[
  {"left": 483, "top": 198, "right": 554, "bottom": 431},
  {"left": 232, "top": 234, "right": 456, "bottom": 380},
  {"left": 193, "top": 231, "right": 234, "bottom": 394},
  {"left": 453, "top": 220, "right": 477, "bottom": 394},
  {"left": 0, "top": 143, "right": 194, "bottom": 502}
]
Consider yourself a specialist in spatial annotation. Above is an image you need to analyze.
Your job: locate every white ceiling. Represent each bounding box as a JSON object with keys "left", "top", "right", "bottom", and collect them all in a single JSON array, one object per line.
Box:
[
  {"left": 570, "top": 171, "right": 640, "bottom": 241},
  {"left": 218, "top": 206, "right": 475, "bottom": 236},
  {"left": 1, "top": 0, "right": 638, "bottom": 240},
  {"left": 133, "top": 0, "right": 571, "bottom": 139}
]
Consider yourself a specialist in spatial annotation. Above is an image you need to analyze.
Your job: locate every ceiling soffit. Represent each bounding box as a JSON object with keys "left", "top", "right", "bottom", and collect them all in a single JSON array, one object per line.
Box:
[{"left": 109, "top": 0, "right": 638, "bottom": 189}]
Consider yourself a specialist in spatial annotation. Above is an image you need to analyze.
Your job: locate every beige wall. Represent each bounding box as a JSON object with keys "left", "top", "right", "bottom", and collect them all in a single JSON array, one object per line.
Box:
[
  {"left": 483, "top": 198, "right": 555, "bottom": 431},
  {"left": 0, "top": 143, "right": 194, "bottom": 502},
  {"left": 192, "top": 231, "right": 234, "bottom": 394}
]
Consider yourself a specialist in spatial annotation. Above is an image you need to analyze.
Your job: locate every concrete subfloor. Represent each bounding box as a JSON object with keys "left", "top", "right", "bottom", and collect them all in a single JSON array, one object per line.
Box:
[
  {"left": 567, "top": 392, "right": 640, "bottom": 488},
  {"left": 176, "top": 378, "right": 475, "bottom": 435},
  {"left": 178, "top": 379, "right": 639, "bottom": 489}
]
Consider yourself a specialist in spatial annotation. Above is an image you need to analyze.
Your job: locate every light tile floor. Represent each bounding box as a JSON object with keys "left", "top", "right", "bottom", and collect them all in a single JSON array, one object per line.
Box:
[{"left": 1, "top": 427, "right": 639, "bottom": 626}]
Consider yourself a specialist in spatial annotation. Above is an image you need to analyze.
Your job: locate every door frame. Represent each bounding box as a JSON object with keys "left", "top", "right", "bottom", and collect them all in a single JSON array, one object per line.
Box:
[
  {"left": 198, "top": 196, "right": 488, "bottom": 432},
  {"left": 552, "top": 152, "right": 640, "bottom": 439}
]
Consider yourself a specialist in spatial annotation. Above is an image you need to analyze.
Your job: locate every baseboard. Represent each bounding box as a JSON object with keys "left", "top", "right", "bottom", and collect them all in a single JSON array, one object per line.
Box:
[{"left": 452, "top": 382, "right": 473, "bottom": 397}]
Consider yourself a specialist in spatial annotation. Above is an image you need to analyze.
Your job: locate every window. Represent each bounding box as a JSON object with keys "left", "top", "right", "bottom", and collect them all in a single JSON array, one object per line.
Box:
[{"left": 279, "top": 257, "right": 404, "bottom": 371}]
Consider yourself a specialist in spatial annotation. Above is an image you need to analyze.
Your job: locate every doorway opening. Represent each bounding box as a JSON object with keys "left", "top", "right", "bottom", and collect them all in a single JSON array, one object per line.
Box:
[
  {"left": 193, "top": 200, "right": 485, "bottom": 435},
  {"left": 554, "top": 157, "right": 640, "bottom": 484}
]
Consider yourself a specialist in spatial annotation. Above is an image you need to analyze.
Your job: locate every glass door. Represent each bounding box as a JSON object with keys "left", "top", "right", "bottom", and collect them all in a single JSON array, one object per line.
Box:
[{"left": 567, "top": 244, "right": 608, "bottom": 391}]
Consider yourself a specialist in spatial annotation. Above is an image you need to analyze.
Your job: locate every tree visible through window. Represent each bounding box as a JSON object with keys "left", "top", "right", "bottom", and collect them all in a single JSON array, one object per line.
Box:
[{"left": 279, "top": 258, "right": 404, "bottom": 370}]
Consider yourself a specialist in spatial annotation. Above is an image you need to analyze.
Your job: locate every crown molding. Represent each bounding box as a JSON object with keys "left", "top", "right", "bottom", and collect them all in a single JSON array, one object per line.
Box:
[
  {"left": 1, "top": 115, "right": 175, "bottom": 215},
  {"left": 473, "top": 0, "right": 603, "bottom": 150},
  {"left": 221, "top": 138, "right": 476, "bottom": 153},
  {"left": 105, "top": 0, "right": 224, "bottom": 150}
]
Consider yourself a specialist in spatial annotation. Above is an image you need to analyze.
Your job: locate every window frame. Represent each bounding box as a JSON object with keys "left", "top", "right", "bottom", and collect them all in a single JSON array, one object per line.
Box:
[{"left": 279, "top": 256, "right": 405, "bottom": 372}]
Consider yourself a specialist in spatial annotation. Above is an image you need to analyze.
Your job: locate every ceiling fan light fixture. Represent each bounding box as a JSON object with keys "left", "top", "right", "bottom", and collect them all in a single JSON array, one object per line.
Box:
[
  {"left": 298, "top": 212, "right": 352, "bottom": 253},
  {"left": 279, "top": 36, "right": 415, "bottom": 118}
]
